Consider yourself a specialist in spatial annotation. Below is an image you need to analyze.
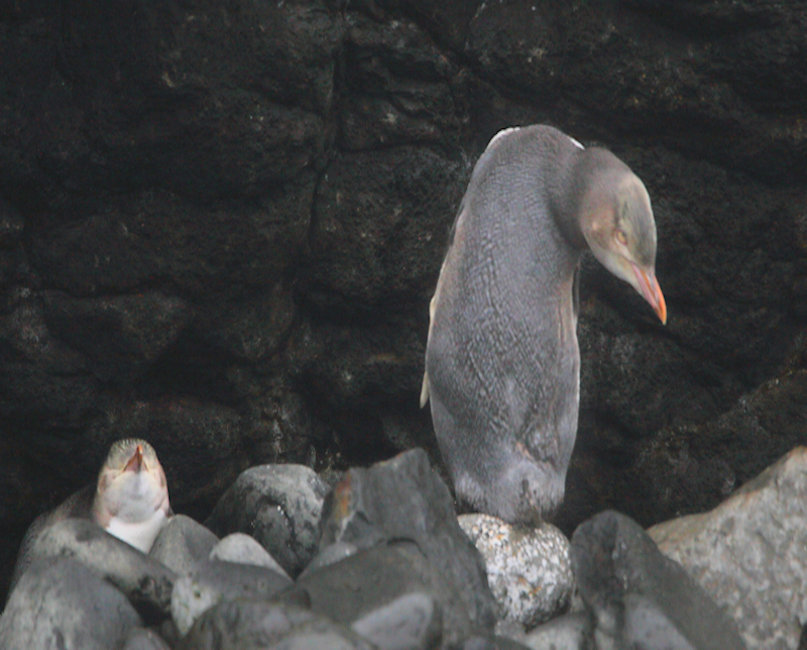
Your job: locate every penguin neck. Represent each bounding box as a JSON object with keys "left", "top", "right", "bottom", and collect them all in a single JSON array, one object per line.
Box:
[{"left": 546, "top": 145, "right": 589, "bottom": 252}]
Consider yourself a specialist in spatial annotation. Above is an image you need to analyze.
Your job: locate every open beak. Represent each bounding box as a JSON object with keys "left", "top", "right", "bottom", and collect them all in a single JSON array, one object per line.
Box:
[
  {"left": 124, "top": 444, "right": 144, "bottom": 473},
  {"left": 631, "top": 263, "right": 667, "bottom": 325}
]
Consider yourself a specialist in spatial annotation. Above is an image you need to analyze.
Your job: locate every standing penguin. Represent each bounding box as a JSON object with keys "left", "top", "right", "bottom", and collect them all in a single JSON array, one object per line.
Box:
[{"left": 421, "top": 125, "right": 666, "bottom": 524}]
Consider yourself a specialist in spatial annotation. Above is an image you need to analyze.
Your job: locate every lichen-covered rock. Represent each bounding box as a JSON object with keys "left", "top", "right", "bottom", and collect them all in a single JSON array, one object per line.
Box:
[
  {"left": 649, "top": 446, "right": 807, "bottom": 650},
  {"left": 458, "top": 513, "right": 573, "bottom": 629}
]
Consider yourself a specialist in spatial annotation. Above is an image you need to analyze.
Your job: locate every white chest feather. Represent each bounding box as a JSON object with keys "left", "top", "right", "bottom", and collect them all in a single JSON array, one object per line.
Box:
[{"left": 105, "top": 508, "right": 167, "bottom": 553}]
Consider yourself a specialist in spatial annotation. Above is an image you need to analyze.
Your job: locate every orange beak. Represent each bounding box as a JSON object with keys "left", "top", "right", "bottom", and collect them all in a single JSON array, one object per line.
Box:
[
  {"left": 631, "top": 263, "right": 667, "bottom": 325},
  {"left": 124, "top": 444, "right": 144, "bottom": 473}
]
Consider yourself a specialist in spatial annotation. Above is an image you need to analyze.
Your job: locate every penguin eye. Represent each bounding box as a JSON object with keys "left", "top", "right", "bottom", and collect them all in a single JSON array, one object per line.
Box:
[{"left": 615, "top": 229, "right": 628, "bottom": 246}]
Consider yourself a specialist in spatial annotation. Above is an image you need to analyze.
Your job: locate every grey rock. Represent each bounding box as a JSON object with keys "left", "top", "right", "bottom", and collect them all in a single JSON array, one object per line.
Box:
[
  {"left": 458, "top": 634, "right": 532, "bottom": 649},
  {"left": 179, "top": 599, "right": 374, "bottom": 650},
  {"left": 495, "top": 619, "right": 528, "bottom": 641},
  {"left": 150, "top": 514, "right": 219, "bottom": 576},
  {"left": 25, "top": 517, "right": 176, "bottom": 618},
  {"left": 272, "top": 631, "right": 376, "bottom": 650},
  {"left": 351, "top": 592, "right": 442, "bottom": 650},
  {"left": 0, "top": 556, "right": 141, "bottom": 649},
  {"left": 122, "top": 627, "right": 172, "bottom": 650},
  {"left": 458, "top": 513, "right": 573, "bottom": 629},
  {"left": 521, "top": 612, "right": 590, "bottom": 650},
  {"left": 300, "top": 540, "right": 359, "bottom": 578},
  {"left": 171, "top": 558, "right": 293, "bottom": 636},
  {"left": 649, "top": 446, "right": 807, "bottom": 650},
  {"left": 298, "top": 540, "right": 471, "bottom": 648},
  {"left": 319, "top": 448, "right": 496, "bottom": 638},
  {"left": 572, "top": 510, "right": 745, "bottom": 650},
  {"left": 205, "top": 463, "right": 329, "bottom": 576},
  {"left": 209, "top": 532, "right": 291, "bottom": 579}
]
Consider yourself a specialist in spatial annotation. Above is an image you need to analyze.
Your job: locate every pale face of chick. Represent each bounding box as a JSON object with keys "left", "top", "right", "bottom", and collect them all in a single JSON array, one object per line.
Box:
[
  {"left": 580, "top": 171, "right": 667, "bottom": 324},
  {"left": 94, "top": 439, "right": 170, "bottom": 552}
]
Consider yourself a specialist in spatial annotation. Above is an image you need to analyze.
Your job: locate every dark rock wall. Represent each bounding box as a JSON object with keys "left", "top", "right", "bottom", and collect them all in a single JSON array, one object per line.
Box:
[{"left": 1, "top": 0, "right": 805, "bottom": 599}]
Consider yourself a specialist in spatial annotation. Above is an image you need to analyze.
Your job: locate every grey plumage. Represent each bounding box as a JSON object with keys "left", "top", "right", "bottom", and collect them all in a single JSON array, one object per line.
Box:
[
  {"left": 8, "top": 485, "right": 95, "bottom": 594},
  {"left": 422, "top": 125, "right": 665, "bottom": 524}
]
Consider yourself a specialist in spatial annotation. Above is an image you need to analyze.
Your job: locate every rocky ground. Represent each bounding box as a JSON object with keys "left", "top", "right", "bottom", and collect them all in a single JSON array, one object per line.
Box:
[
  {"left": 1, "top": 0, "right": 806, "bottom": 618},
  {"left": 2, "top": 446, "right": 804, "bottom": 648}
]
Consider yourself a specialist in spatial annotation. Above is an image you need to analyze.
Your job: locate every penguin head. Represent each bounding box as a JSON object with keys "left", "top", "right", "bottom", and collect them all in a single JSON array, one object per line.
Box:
[
  {"left": 95, "top": 438, "right": 170, "bottom": 525},
  {"left": 577, "top": 148, "right": 667, "bottom": 324}
]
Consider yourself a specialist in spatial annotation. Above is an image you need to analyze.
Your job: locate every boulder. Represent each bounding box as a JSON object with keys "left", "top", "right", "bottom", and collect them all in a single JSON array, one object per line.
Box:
[
  {"left": 319, "top": 448, "right": 496, "bottom": 635},
  {"left": 521, "top": 612, "right": 590, "bottom": 650},
  {"left": 458, "top": 513, "right": 573, "bottom": 629},
  {"left": 572, "top": 510, "right": 745, "bottom": 649},
  {"left": 649, "top": 446, "right": 807, "bottom": 650},
  {"left": 300, "top": 540, "right": 360, "bottom": 578},
  {"left": 179, "top": 599, "right": 373, "bottom": 650},
  {"left": 209, "top": 532, "right": 290, "bottom": 579},
  {"left": 0, "top": 556, "right": 141, "bottom": 649},
  {"left": 171, "top": 558, "right": 293, "bottom": 636},
  {"left": 122, "top": 627, "right": 172, "bottom": 650},
  {"left": 150, "top": 514, "right": 219, "bottom": 576},
  {"left": 458, "top": 634, "right": 532, "bottom": 650},
  {"left": 205, "top": 463, "right": 329, "bottom": 576},
  {"left": 351, "top": 592, "right": 442, "bottom": 650},
  {"left": 297, "top": 540, "right": 469, "bottom": 647}
]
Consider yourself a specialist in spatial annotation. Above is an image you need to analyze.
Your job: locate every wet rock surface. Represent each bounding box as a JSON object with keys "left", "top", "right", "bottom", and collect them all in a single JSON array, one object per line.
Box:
[{"left": 1, "top": 0, "right": 807, "bottom": 636}]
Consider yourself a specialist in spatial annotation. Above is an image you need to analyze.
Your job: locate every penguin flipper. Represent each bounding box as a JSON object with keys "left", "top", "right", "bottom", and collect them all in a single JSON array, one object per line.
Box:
[
  {"left": 419, "top": 371, "right": 430, "bottom": 408},
  {"left": 420, "top": 290, "right": 439, "bottom": 407},
  {"left": 8, "top": 484, "right": 95, "bottom": 597}
]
